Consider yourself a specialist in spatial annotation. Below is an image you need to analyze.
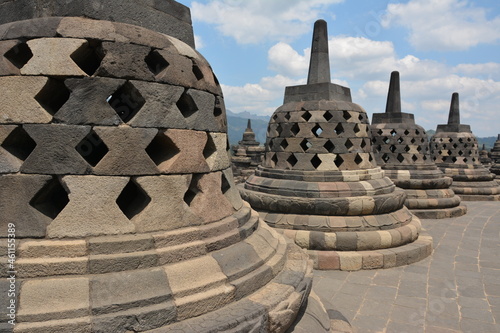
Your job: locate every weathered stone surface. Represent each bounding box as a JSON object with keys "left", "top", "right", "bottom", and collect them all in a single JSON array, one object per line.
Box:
[
  {"left": 0, "top": 125, "right": 23, "bottom": 173},
  {"left": 46, "top": 176, "right": 136, "bottom": 238},
  {"left": 0, "top": 40, "right": 21, "bottom": 75},
  {"left": 54, "top": 77, "right": 125, "bottom": 125},
  {"left": 0, "top": 76, "right": 53, "bottom": 124},
  {"left": 21, "top": 38, "right": 89, "bottom": 76},
  {"left": 206, "top": 132, "right": 231, "bottom": 171},
  {"left": 21, "top": 124, "right": 91, "bottom": 174},
  {"left": 95, "top": 42, "right": 154, "bottom": 80}
]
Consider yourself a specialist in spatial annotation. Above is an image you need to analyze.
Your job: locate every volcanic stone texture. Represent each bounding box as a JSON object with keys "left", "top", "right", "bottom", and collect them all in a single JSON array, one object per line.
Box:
[
  {"left": 0, "top": 17, "right": 327, "bottom": 333},
  {"left": 490, "top": 134, "right": 500, "bottom": 179},
  {"left": 430, "top": 94, "right": 500, "bottom": 201},
  {"left": 370, "top": 72, "right": 466, "bottom": 219}
]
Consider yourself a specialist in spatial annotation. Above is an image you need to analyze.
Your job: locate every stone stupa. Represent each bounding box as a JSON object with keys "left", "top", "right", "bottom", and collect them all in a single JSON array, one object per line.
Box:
[
  {"left": 490, "top": 135, "right": 500, "bottom": 179},
  {"left": 430, "top": 93, "right": 500, "bottom": 201},
  {"left": 479, "top": 144, "right": 492, "bottom": 167},
  {"left": 0, "top": 3, "right": 347, "bottom": 332},
  {"left": 231, "top": 119, "right": 265, "bottom": 182},
  {"left": 240, "top": 20, "right": 432, "bottom": 271},
  {"left": 370, "top": 71, "right": 466, "bottom": 219}
]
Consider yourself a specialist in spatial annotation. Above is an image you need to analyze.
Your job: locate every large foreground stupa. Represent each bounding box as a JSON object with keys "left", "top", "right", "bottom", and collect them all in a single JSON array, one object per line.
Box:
[
  {"left": 370, "top": 71, "right": 466, "bottom": 219},
  {"left": 430, "top": 93, "right": 500, "bottom": 201},
  {"left": 241, "top": 20, "right": 432, "bottom": 271},
  {"left": 0, "top": 2, "right": 345, "bottom": 332}
]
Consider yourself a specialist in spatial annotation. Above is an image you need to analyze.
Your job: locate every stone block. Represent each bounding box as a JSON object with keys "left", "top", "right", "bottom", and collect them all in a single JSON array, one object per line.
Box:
[
  {"left": 54, "top": 77, "right": 125, "bottom": 125},
  {"left": 336, "top": 232, "right": 358, "bottom": 250},
  {"left": 47, "top": 176, "right": 136, "bottom": 238},
  {"left": 21, "top": 124, "right": 91, "bottom": 174},
  {"left": 361, "top": 251, "right": 383, "bottom": 269},
  {"left": 382, "top": 250, "right": 397, "bottom": 268},
  {"left": 132, "top": 175, "right": 202, "bottom": 232},
  {"left": 155, "top": 49, "right": 198, "bottom": 86},
  {"left": 88, "top": 251, "right": 158, "bottom": 274},
  {"left": 0, "top": 40, "right": 20, "bottom": 75},
  {"left": 0, "top": 17, "right": 62, "bottom": 40},
  {"left": 0, "top": 125, "right": 23, "bottom": 173},
  {"left": 13, "top": 317, "right": 92, "bottom": 333},
  {"left": 18, "top": 239, "right": 86, "bottom": 258},
  {"left": 156, "top": 241, "right": 207, "bottom": 265},
  {"left": 17, "top": 277, "right": 90, "bottom": 322},
  {"left": 317, "top": 251, "right": 340, "bottom": 270},
  {"left": 93, "top": 126, "right": 158, "bottom": 175},
  {"left": 0, "top": 174, "right": 53, "bottom": 238},
  {"left": 205, "top": 132, "right": 230, "bottom": 171},
  {"left": 95, "top": 42, "right": 154, "bottom": 80},
  {"left": 221, "top": 168, "right": 244, "bottom": 210},
  {"left": 127, "top": 81, "right": 186, "bottom": 128},
  {"left": 90, "top": 268, "right": 173, "bottom": 315},
  {"left": 339, "top": 252, "right": 362, "bottom": 271},
  {"left": 357, "top": 231, "right": 381, "bottom": 250},
  {"left": 212, "top": 241, "right": 263, "bottom": 281},
  {"left": 21, "top": 38, "right": 89, "bottom": 76},
  {"left": 183, "top": 89, "right": 219, "bottom": 132},
  {"left": 88, "top": 234, "right": 154, "bottom": 255},
  {"left": 16, "top": 257, "right": 88, "bottom": 278},
  {"left": 0, "top": 76, "right": 53, "bottom": 124}
]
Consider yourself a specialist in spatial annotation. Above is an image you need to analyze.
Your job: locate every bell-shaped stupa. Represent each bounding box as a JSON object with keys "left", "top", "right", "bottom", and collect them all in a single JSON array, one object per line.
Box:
[
  {"left": 479, "top": 144, "right": 492, "bottom": 167},
  {"left": 241, "top": 20, "right": 432, "bottom": 271},
  {"left": 0, "top": 3, "right": 342, "bottom": 332},
  {"left": 231, "top": 119, "right": 265, "bottom": 182},
  {"left": 370, "top": 71, "right": 466, "bottom": 219},
  {"left": 430, "top": 93, "right": 500, "bottom": 201},
  {"left": 490, "top": 135, "right": 500, "bottom": 179}
]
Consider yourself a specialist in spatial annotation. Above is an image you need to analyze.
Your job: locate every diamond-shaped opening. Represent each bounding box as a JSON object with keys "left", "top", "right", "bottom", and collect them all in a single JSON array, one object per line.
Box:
[
  {"left": 334, "top": 155, "right": 344, "bottom": 168},
  {"left": 300, "top": 139, "right": 311, "bottom": 152},
  {"left": 285, "top": 112, "right": 291, "bottom": 121},
  {"left": 312, "top": 124, "right": 323, "bottom": 137},
  {"left": 472, "top": 157, "right": 476, "bottom": 162},
  {"left": 404, "top": 145, "right": 410, "bottom": 152},
  {"left": 268, "top": 139, "right": 274, "bottom": 150},
  {"left": 451, "top": 156, "right": 457, "bottom": 162},
  {"left": 360, "top": 139, "right": 367, "bottom": 149},
  {"left": 415, "top": 129, "right": 420, "bottom": 135},
  {"left": 353, "top": 123, "right": 361, "bottom": 134},
  {"left": 290, "top": 123, "right": 300, "bottom": 136},
  {"left": 463, "top": 143, "right": 468, "bottom": 148},
  {"left": 448, "top": 138, "right": 453, "bottom": 143},
  {"left": 1, "top": 126, "right": 36, "bottom": 160},
  {"left": 221, "top": 173, "right": 231, "bottom": 194},
  {"left": 145, "top": 49, "right": 169, "bottom": 75},
  {"left": 176, "top": 89, "right": 198, "bottom": 119},
  {"left": 354, "top": 153, "right": 363, "bottom": 165},
  {"left": 453, "top": 143, "right": 458, "bottom": 149},
  {"left": 420, "top": 138, "right": 425, "bottom": 143},
  {"left": 389, "top": 145, "right": 396, "bottom": 153},
  {"left": 324, "top": 140, "right": 335, "bottom": 153},
  {"left": 343, "top": 111, "right": 351, "bottom": 120},
  {"left": 396, "top": 153, "right": 404, "bottom": 163},
  {"left": 383, "top": 137, "right": 390, "bottom": 144},
  {"left": 145, "top": 132, "right": 180, "bottom": 166},
  {"left": 34, "top": 78, "right": 71, "bottom": 115},
  {"left": 375, "top": 145, "right": 382, "bottom": 153},
  {"left": 377, "top": 129, "right": 383, "bottom": 135},
  {"left": 410, "top": 138, "right": 416, "bottom": 144},
  {"left": 108, "top": 81, "right": 146, "bottom": 122},
  {"left": 70, "top": 39, "right": 103, "bottom": 76},
  {"left": 287, "top": 154, "right": 298, "bottom": 168},
  {"left": 458, "top": 150, "right": 463, "bottom": 156},
  {"left": 416, "top": 146, "right": 422, "bottom": 152},
  {"left": 443, "top": 144, "right": 447, "bottom": 149},
  {"left": 116, "top": 178, "right": 151, "bottom": 219},
  {"left": 423, "top": 155, "right": 428, "bottom": 161},
  {"left": 334, "top": 123, "right": 344, "bottom": 135},
  {"left": 447, "top": 150, "right": 452, "bottom": 155},
  {"left": 382, "top": 153, "right": 390, "bottom": 163},
  {"left": 311, "top": 154, "right": 322, "bottom": 169},
  {"left": 468, "top": 150, "right": 472, "bottom": 155},
  {"left": 4, "top": 42, "right": 33, "bottom": 69},
  {"left": 345, "top": 139, "right": 353, "bottom": 150},
  {"left": 203, "top": 134, "right": 217, "bottom": 160},
  {"left": 273, "top": 114, "right": 279, "bottom": 121},
  {"left": 438, "top": 150, "right": 443, "bottom": 155},
  {"left": 369, "top": 154, "right": 373, "bottom": 162},
  {"left": 412, "top": 154, "right": 418, "bottom": 162},
  {"left": 276, "top": 124, "right": 283, "bottom": 136},
  {"left": 302, "top": 111, "right": 312, "bottom": 122},
  {"left": 358, "top": 114, "right": 364, "bottom": 121},
  {"left": 458, "top": 138, "right": 464, "bottom": 143},
  {"left": 404, "top": 129, "right": 410, "bottom": 136},
  {"left": 191, "top": 60, "right": 204, "bottom": 80},
  {"left": 397, "top": 137, "right": 404, "bottom": 144},
  {"left": 213, "top": 73, "right": 220, "bottom": 86},
  {"left": 271, "top": 153, "right": 278, "bottom": 167},
  {"left": 29, "top": 177, "right": 69, "bottom": 219},
  {"left": 324, "top": 111, "right": 333, "bottom": 121},
  {"left": 75, "top": 130, "right": 108, "bottom": 167},
  {"left": 463, "top": 158, "right": 468, "bottom": 163},
  {"left": 214, "top": 105, "right": 222, "bottom": 117},
  {"left": 390, "top": 129, "right": 397, "bottom": 137},
  {"left": 467, "top": 138, "right": 472, "bottom": 142},
  {"left": 280, "top": 139, "right": 289, "bottom": 150}
]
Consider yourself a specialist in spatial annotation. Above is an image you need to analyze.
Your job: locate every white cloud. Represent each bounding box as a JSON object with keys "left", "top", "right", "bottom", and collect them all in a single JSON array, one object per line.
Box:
[
  {"left": 267, "top": 42, "right": 309, "bottom": 77},
  {"left": 191, "top": 0, "right": 343, "bottom": 44},
  {"left": 194, "top": 34, "right": 204, "bottom": 49},
  {"left": 382, "top": 0, "right": 500, "bottom": 51}
]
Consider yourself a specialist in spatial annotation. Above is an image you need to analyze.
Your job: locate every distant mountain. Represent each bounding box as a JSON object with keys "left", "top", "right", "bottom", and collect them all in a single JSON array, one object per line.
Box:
[{"left": 227, "top": 110, "right": 270, "bottom": 147}]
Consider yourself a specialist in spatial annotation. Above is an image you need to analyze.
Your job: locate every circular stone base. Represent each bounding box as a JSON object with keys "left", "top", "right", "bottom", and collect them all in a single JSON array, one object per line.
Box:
[
  {"left": 307, "top": 232, "right": 433, "bottom": 271},
  {"left": 458, "top": 194, "right": 500, "bottom": 201},
  {"left": 410, "top": 205, "right": 467, "bottom": 219}
]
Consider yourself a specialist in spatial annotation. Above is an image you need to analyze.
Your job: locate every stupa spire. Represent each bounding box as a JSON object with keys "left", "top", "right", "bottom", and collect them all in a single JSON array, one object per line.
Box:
[
  {"left": 307, "top": 19, "right": 331, "bottom": 84},
  {"left": 448, "top": 92, "right": 460, "bottom": 125},
  {"left": 385, "top": 71, "right": 401, "bottom": 114},
  {"left": 246, "top": 119, "right": 252, "bottom": 131}
]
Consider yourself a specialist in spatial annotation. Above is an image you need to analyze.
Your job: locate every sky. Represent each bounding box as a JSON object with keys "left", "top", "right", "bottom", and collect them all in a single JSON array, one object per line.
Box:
[{"left": 175, "top": 0, "right": 500, "bottom": 137}]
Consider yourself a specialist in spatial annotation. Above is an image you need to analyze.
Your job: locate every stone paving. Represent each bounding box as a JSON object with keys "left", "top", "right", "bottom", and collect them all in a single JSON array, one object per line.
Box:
[{"left": 313, "top": 201, "right": 500, "bottom": 332}]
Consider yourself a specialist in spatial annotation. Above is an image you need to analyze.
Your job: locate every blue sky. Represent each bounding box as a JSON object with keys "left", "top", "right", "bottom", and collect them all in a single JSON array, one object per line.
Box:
[{"left": 175, "top": 0, "right": 500, "bottom": 136}]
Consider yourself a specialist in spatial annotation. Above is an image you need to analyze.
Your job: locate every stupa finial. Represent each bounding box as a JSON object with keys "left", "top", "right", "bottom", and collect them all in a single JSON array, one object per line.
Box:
[
  {"left": 448, "top": 92, "right": 460, "bottom": 125},
  {"left": 385, "top": 71, "right": 401, "bottom": 114},
  {"left": 307, "top": 19, "right": 331, "bottom": 85},
  {"left": 246, "top": 119, "right": 252, "bottom": 131}
]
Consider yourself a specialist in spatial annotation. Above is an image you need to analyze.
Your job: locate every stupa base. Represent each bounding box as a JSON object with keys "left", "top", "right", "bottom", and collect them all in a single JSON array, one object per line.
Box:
[
  {"left": 410, "top": 204, "right": 467, "bottom": 219},
  {"left": 457, "top": 194, "right": 500, "bottom": 201}
]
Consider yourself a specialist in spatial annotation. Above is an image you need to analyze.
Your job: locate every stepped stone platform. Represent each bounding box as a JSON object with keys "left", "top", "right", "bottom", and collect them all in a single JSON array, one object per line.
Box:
[
  {"left": 490, "top": 135, "right": 500, "bottom": 179},
  {"left": 370, "top": 71, "right": 466, "bottom": 219},
  {"left": 231, "top": 119, "right": 265, "bottom": 183},
  {"left": 430, "top": 93, "right": 500, "bottom": 201},
  {"left": 0, "top": 7, "right": 348, "bottom": 332},
  {"left": 241, "top": 20, "right": 432, "bottom": 271}
]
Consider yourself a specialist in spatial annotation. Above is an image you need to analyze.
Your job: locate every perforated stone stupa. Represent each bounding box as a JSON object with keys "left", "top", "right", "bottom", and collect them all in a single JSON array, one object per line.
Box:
[
  {"left": 490, "top": 135, "right": 500, "bottom": 179},
  {"left": 430, "top": 93, "right": 500, "bottom": 201},
  {"left": 479, "top": 144, "right": 492, "bottom": 167},
  {"left": 0, "top": 5, "right": 343, "bottom": 332},
  {"left": 231, "top": 119, "right": 265, "bottom": 182},
  {"left": 240, "top": 20, "right": 432, "bottom": 271},
  {"left": 370, "top": 71, "right": 466, "bottom": 219}
]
